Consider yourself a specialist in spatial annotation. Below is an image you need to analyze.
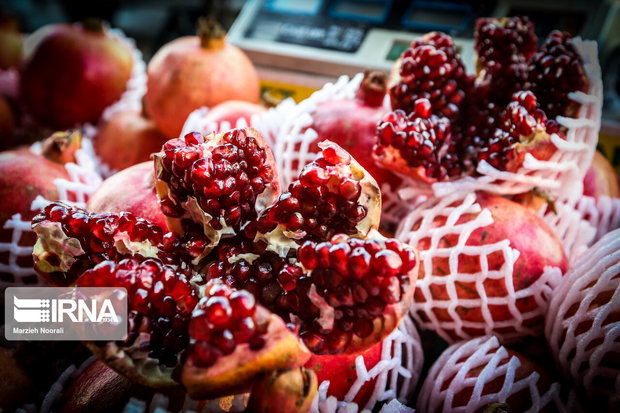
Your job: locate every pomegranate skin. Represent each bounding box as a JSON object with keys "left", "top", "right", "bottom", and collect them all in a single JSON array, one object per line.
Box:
[
  {"left": 305, "top": 340, "right": 382, "bottom": 406},
  {"left": 0, "top": 148, "right": 69, "bottom": 282},
  {"left": 87, "top": 161, "right": 168, "bottom": 231},
  {"left": 145, "top": 21, "right": 260, "bottom": 139},
  {"left": 19, "top": 22, "right": 133, "bottom": 129},
  {"left": 583, "top": 151, "right": 619, "bottom": 198},
  {"left": 414, "top": 192, "right": 568, "bottom": 341},
  {"left": 93, "top": 111, "right": 168, "bottom": 172}
]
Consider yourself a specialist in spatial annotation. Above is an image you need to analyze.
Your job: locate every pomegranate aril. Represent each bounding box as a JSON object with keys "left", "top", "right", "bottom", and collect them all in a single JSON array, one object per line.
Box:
[
  {"left": 229, "top": 290, "right": 256, "bottom": 317},
  {"left": 193, "top": 341, "right": 219, "bottom": 367}
]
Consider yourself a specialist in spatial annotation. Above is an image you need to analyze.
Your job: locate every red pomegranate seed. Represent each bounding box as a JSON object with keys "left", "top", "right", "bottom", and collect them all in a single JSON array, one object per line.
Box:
[
  {"left": 229, "top": 290, "right": 256, "bottom": 317},
  {"left": 322, "top": 144, "right": 351, "bottom": 165},
  {"left": 193, "top": 341, "right": 218, "bottom": 367},
  {"left": 212, "top": 329, "right": 236, "bottom": 355},
  {"left": 184, "top": 131, "right": 205, "bottom": 146},
  {"left": 205, "top": 296, "right": 232, "bottom": 329}
]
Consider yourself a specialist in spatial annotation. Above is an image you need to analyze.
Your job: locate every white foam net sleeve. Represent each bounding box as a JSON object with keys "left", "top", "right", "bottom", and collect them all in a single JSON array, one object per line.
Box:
[
  {"left": 417, "top": 335, "right": 566, "bottom": 413},
  {"left": 429, "top": 39, "right": 601, "bottom": 204},
  {"left": 180, "top": 99, "right": 299, "bottom": 150},
  {"left": 311, "top": 316, "right": 422, "bottom": 413},
  {"left": 0, "top": 139, "right": 103, "bottom": 288},
  {"left": 396, "top": 192, "right": 564, "bottom": 344},
  {"left": 545, "top": 228, "right": 620, "bottom": 409}
]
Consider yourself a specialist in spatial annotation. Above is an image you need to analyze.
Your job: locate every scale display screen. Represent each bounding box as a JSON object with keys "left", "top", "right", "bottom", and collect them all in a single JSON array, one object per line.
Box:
[
  {"left": 329, "top": 0, "right": 390, "bottom": 23},
  {"left": 265, "top": 0, "right": 323, "bottom": 15}
]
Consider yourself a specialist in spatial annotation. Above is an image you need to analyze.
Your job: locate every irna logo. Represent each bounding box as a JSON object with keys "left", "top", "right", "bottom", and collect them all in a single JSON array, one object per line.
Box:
[{"left": 13, "top": 296, "right": 119, "bottom": 323}]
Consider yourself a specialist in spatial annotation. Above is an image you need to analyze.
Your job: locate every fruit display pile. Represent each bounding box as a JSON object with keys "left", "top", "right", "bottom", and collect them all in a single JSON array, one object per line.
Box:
[{"left": 0, "top": 14, "right": 619, "bottom": 413}]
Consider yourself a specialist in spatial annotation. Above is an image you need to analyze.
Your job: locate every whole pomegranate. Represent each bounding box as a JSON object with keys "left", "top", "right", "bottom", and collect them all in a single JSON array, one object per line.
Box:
[
  {"left": 417, "top": 335, "right": 564, "bottom": 412},
  {"left": 398, "top": 191, "right": 568, "bottom": 343},
  {"left": 306, "top": 71, "right": 403, "bottom": 208},
  {"left": 0, "top": 131, "right": 79, "bottom": 285},
  {"left": 583, "top": 151, "right": 619, "bottom": 198},
  {"left": 546, "top": 229, "right": 620, "bottom": 410},
  {"left": 145, "top": 18, "right": 260, "bottom": 139},
  {"left": 87, "top": 161, "right": 168, "bottom": 231},
  {"left": 93, "top": 110, "right": 168, "bottom": 172},
  {"left": 19, "top": 20, "right": 133, "bottom": 129}
]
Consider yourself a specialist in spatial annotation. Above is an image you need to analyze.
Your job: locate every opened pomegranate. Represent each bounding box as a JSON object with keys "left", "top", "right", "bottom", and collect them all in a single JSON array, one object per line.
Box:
[
  {"left": 154, "top": 128, "right": 280, "bottom": 260},
  {"left": 583, "top": 151, "right": 619, "bottom": 198},
  {"left": 400, "top": 192, "right": 568, "bottom": 342},
  {"left": 94, "top": 110, "right": 168, "bottom": 172},
  {"left": 305, "top": 71, "right": 403, "bottom": 211},
  {"left": 417, "top": 335, "right": 563, "bottom": 412},
  {"left": 389, "top": 31, "right": 471, "bottom": 121},
  {"left": 474, "top": 16, "right": 537, "bottom": 104},
  {"left": 250, "top": 141, "right": 381, "bottom": 253},
  {"left": 0, "top": 131, "right": 80, "bottom": 285},
  {"left": 374, "top": 99, "right": 464, "bottom": 184},
  {"left": 87, "top": 161, "right": 169, "bottom": 232},
  {"left": 19, "top": 20, "right": 133, "bottom": 129},
  {"left": 145, "top": 17, "right": 260, "bottom": 139},
  {"left": 527, "top": 30, "right": 589, "bottom": 119},
  {"left": 31, "top": 203, "right": 310, "bottom": 395}
]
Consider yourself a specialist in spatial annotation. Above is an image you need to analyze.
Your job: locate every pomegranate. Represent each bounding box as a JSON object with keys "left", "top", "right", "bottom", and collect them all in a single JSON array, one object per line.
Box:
[
  {"left": 389, "top": 31, "right": 472, "bottom": 121},
  {"left": 305, "top": 339, "right": 382, "bottom": 406},
  {"left": 527, "top": 30, "right": 589, "bottom": 119},
  {"left": 417, "top": 335, "right": 563, "bottom": 412},
  {"left": 375, "top": 92, "right": 561, "bottom": 185},
  {"left": 0, "top": 14, "right": 23, "bottom": 70},
  {"left": 0, "top": 131, "right": 80, "bottom": 285},
  {"left": 31, "top": 203, "right": 310, "bottom": 395},
  {"left": 199, "top": 100, "right": 266, "bottom": 133},
  {"left": 399, "top": 192, "right": 568, "bottom": 342},
  {"left": 251, "top": 141, "right": 381, "bottom": 254},
  {"left": 305, "top": 71, "right": 403, "bottom": 210},
  {"left": 145, "top": 17, "right": 260, "bottom": 139},
  {"left": 19, "top": 20, "right": 133, "bottom": 129},
  {"left": 545, "top": 229, "right": 620, "bottom": 410},
  {"left": 154, "top": 128, "right": 280, "bottom": 259},
  {"left": 246, "top": 367, "right": 318, "bottom": 413},
  {"left": 93, "top": 110, "right": 168, "bottom": 172},
  {"left": 87, "top": 162, "right": 169, "bottom": 232},
  {"left": 474, "top": 16, "right": 537, "bottom": 104},
  {"left": 583, "top": 151, "right": 619, "bottom": 198}
]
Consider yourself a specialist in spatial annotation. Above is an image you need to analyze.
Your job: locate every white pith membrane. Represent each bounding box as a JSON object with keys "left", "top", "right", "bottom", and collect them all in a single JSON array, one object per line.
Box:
[
  {"left": 311, "top": 316, "right": 423, "bottom": 413},
  {"left": 0, "top": 139, "right": 102, "bottom": 288},
  {"left": 396, "top": 191, "right": 564, "bottom": 343},
  {"left": 545, "top": 229, "right": 620, "bottom": 409},
  {"left": 417, "top": 335, "right": 565, "bottom": 413},
  {"left": 257, "top": 143, "right": 381, "bottom": 257}
]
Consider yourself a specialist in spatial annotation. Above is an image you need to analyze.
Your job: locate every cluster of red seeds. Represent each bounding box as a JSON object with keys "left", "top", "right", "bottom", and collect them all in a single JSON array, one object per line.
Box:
[
  {"left": 32, "top": 202, "right": 191, "bottom": 285},
  {"left": 158, "top": 130, "right": 274, "bottom": 230},
  {"left": 376, "top": 100, "right": 464, "bottom": 180},
  {"left": 247, "top": 144, "right": 367, "bottom": 242},
  {"left": 290, "top": 234, "right": 417, "bottom": 354},
  {"left": 188, "top": 281, "right": 266, "bottom": 367},
  {"left": 475, "top": 16, "right": 537, "bottom": 104},
  {"left": 527, "top": 30, "right": 589, "bottom": 118},
  {"left": 479, "top": 91, "right": 559, "bottom": 169},
  {"left": 390, "top": 32, "right": 471, "bottom": 121},
  {"left": 79, "top": 257, "right": 198, "bottom": 366}
]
